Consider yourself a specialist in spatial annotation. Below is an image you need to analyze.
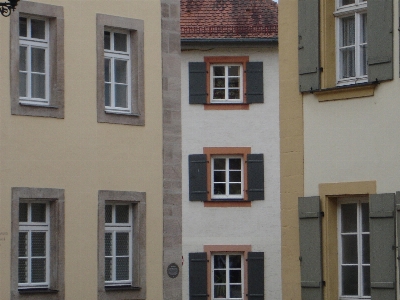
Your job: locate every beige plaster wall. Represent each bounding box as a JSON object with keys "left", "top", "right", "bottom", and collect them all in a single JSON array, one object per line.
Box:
[
  {"left": 0, "top": 0, "right": 164, "bottom": 299},
  {"left": 279, "top": 0, "right": 304, "bottom": 299}
]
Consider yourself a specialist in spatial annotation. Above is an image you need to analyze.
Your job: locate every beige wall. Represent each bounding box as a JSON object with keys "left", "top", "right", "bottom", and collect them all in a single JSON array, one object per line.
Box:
[{"left": 0, "top": 0, "right": 164, "bottom": 299}]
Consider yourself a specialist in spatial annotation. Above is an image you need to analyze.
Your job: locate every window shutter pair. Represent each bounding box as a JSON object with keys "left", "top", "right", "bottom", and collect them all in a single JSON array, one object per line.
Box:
[
  {"left": 298, "top": 194, "right": 396, "bottom": 300},
  {"left": 298, "top": 0, "right": 393, "bottom": 92},
  {"left": 188, "top": 252, "right": 265, "bottom": 300},
  {"left": 188, "top": 62, "right": 264, "bottom": 104},
  {"left": 188, "top": 154, "right": 265, "bottom": 201}
]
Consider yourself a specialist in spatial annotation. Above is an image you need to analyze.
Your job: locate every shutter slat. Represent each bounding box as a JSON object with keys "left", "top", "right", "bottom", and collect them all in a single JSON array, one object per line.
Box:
[
  {"left": 189, "top": 154, "right": 208, "bottom": 201},
  {"left": 298, "top": 196, "right": 323, "bottom": 300},
  {"left": 247, "top": 252, "right": 264, "bottom": 300},
  {"left": 367, "top": 0, "right": 393, "bottom": 82},
  {"left": 189, "top": 62, "right": 207, "bottom": 104},
  {"left": 246, "top": 62, "right": 264, "bottom": 104},
  {"left": 298, "top": 0, "right": 320, "bottom": 92},
  {"left": 369, "top": 193, "right": 396, "bottom": 300},
  {"left": 247, "top": 154, "right": 264, "bottom": 201},
  {"left": 189, "top": 252, "right": 208, "bottom": 300}
]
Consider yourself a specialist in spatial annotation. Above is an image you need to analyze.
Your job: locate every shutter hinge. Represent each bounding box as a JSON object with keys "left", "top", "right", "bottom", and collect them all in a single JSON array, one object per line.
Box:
[
  {"left": 299, "top": 256, "right": 302, "bottom": 262},
  {"left": 319, "top": 67, "right": 323, "bottom": 72},
  {"left": 320, "top": 211, "right": 325, "bottom": 217},
  {"left": 392, "top": 245, "right": 397, "bottom": 250},
  {"left": 322, "top": 280, "right": 326, "bottom": 286}
]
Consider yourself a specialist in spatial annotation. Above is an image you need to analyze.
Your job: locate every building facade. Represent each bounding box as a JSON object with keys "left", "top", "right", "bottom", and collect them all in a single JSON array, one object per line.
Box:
[
  {"left": 0, "top": 0, "right": 181, "bottom": 299},
  {"left": 280, "top": 0, "right": 400, "bottom": 299},
  {"left": 180, "top": 1, "right": 281, "bottom": 299}
]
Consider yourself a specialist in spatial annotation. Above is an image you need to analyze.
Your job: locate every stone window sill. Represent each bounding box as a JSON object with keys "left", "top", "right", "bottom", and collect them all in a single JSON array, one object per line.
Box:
[{"left": 314, "top": 82, "right": 377, "bottom": 102}]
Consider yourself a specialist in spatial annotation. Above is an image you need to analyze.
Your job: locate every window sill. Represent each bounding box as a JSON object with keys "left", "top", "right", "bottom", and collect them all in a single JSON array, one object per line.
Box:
[
  {"left": 19, "top": 102, "right": 58, "bottom": 109},
  {"left": 105, "top": 110, "right": 140, "bottom": 116},
  {"left": 204, "top": 103, "right": 249, "bottom": 110},
  {"left": 204, "top": 200, "right": 251, "bottom": 207},
  {"left": 105, "top": 285, "right": 141, "bottom": 292},
  {"left": 19, "top": 288, "right": 58, "bottom": 294},
  {"left": 314, "top": 82, "right": 377, "bottom": 102}
]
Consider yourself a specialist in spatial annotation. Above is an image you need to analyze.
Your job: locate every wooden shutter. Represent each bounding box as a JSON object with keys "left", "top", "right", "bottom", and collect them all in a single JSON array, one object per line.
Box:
[
  {"left": 188, "top": 154, "right": 208, "bottom": 201},
  {"left": 298, "top": 0, "right": 320, "bottom": 92},
  {"left": 246, "top": 62, "right": 264, "bottom": 104},
  {"left": 396, "top": 192, "right": 400, "bottom": 293},
  {"left": 298, "top": 196, "right": 323, "bottom": 300},
  {"left": 367, "top": 0, "right": 393, "bottom": 82},
  {"left": 189, "top": 62, "right": 207, "bottom": 104},
  {"left": 189, "top": 252, "right": 208, "bottom": 300},
  {"left": 247, "top": 252, "right": 264, "bottom": 299},
  {"left": 247, "top": 154, "right": 264, "bottom": 201},
  {"left": 369, "top": 193, "right": 396, "bottom": 299}
]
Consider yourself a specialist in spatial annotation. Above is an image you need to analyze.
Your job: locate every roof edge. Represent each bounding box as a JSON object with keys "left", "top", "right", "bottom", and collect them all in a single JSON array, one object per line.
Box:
[{"left": 181, "top": 38, "right": 278, "bottom": 49}]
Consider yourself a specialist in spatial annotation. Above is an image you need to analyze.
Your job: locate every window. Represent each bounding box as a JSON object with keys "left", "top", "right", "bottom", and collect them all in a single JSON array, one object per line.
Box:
[
  {"left": 105, "top": 203, "right": 132, "bottom": 285},
  {"left": 188, "top": 246, "right": 264, "bottom": 300},
  {"left": 10, "top": 1, "right": 64, "bottom": 118},
  {"left": 188, "top": 57, "right": 264, "bottom": 109},
  {"left": 338, "top": 200, "right": 370, "bottom": 298},
  {"left": 18, "top": 202, "right": 50, "bottom": 288},
  {"left": 188, "top": 147, "right": 264, "bottom": 206},
  {"left": 98, "top": 190, "right": 146, "bottom": 299},
  {"left": 97, "top": 14, "right": 144, "bottom": 126},
  {"left": 11, "top": 187, "right": 64, "bottom": 299},
  {"left": 335, "top": 0, "right": 367, "bottom": 86}
]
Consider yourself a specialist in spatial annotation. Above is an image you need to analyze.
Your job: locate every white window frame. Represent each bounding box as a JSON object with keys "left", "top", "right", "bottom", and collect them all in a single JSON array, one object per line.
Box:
[
  {"left": 105, "top": 203, "right": 133, "bottom": 286},
  {"left": 338, "top": 199, "right": 370, "bottom": 299},
  {"left": 210, "top": 64, "right": 244, "bottom": 103},
  {"left": 104, "top": 29, "right": 132, "bottom": 114},
  {"left": 211, "top": 253, "right": 244, "bottom": 300},
  {"left": 18, "top": 202, "right": 50, "bottom": 288},
  {"left": 335, "top": 0, "right": 367, "bottom": 86},
  {"left": 19, "top": 16, "right": 50, "bottom": 106},
  {"left": 211, "top": 156, "right": 244, "bottom": 199}
]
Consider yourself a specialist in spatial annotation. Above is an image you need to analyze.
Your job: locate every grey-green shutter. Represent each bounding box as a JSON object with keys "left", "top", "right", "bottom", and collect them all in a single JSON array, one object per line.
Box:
[
  {"left": 367, "top": 0, "right": 393, "bottom": 82},
  {"left": 247, "top": 154, "right": 264, "bottom": 201},
  {"left": 298, "top": 0, "right": 320, "bottom": 92},
  {"left": 396, "top": 192, "right": 400, "bottom": 292},
  {"left": 247, "top": 252, "right": 264, "bottom": 299},
  {"left": 298, "top": 196, "right": 323, "bottom": 300},
  {"left": 189, "top": 154, "right": 208, "bottom": 201},
  {"left": 369, "top": 193, "right": 396, "bottom": 299},
  {"left": 246, "top": 62, "right": 264, "bottom": 103},
  {"left": 189, "top": 252, "right": 208, "bottom": 300},
  {"left": 189, "top": 62, "right": 207, "bottom": 104}
]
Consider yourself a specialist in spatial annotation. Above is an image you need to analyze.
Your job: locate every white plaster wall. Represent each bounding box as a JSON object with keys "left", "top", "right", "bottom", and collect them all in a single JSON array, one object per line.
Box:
[
  {"left": 181, "top": 47, "right": 281, "bottom": 299},
  {"left": 304, "top": 4, "right": 400, "bottom": 196}
]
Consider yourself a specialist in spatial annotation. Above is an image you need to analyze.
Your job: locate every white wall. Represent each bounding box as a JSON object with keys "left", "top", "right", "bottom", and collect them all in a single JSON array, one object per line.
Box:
[{"left": 181, "top": 47, "right": 281, "bottom": 299}]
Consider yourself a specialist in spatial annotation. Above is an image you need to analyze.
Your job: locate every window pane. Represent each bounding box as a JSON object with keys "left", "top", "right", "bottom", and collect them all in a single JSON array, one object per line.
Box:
[
  {"left": 229, "top": 89, "right": 240, "bottom": 99},
  {"left": 105, "top": 232, "right": 112, "bottom": 256},
  {"left": 214, "top": 171, "right": 225, "bottom": 182},
  {"left": 114, "top": 60, "right": 127, "bottom": 83},
  {"left": 105, "top": 257, "right": 112, "bottom": 281},
  {"left": 229, "top": 171, "right": 241, "bottom": 182},
  {"left": 19, "top": 203, "right": 28, "bottom": 222},
  {"left": 105, "top": 83, "right": 111, "bottom": 107},
  {"left": 214, "top": 183, "right": 225, "bottom": 195},
  {"left": 213, "top": 89, "right": 225, "bottom": 100},
  {"left": 229, "top": 78, "right": 239, "bottom": 88},
  {"left": 104, "top": 59, "right": 111, "bottom": 82},
  {"left": 361, "top": 202, "right": 369, "bottom": 232},
  {"left": 31, "top": 203, "right": 46, "bottom": 222},
  {"left": 341, "top": 0, "right": 355, "bottom": 5},
  {"left": 105, "top": 205, "right": 112, "bottom": 223},
  {"left": 362, "top": 234, "right": 370, "bottom": 264},
  {"left": 31, "top": 258, "right": 46, "bottom": 283},
  {"left": 104, "top": 31, "right": 111, "bottom": 50},
  {"left": 342, "top": 234, "right": 358, "bottom": 264},
  {"left": 114, "top": 33, "right": 128, "bottom": 52},
  {"left": 361, "top": 14, "right": 367, "bottom": 43},
  {"left": 31, "top": 47, "right": 45, "bottom": 73},
  {"left": 228, "top": 66, "right": 239, "bottom": 76},
  {"left": 31, "top": 232, "right": 46, "bottom": 256},
  {"left": 116, "top": 257, "right": 129, "bottom": 280},
  {"left": 18, "top": 232, "right": 28, "bottom": 257},
  {"left": 341, "top": 16, "right": 355, "bottom": 46},
  {"left": 214, "top": 159, "right": 225, "bottom": 170},
  {"left": 19, "top": 46, "right": 27, "bottom": 71},
  {"left": 31, "top": 19, "right": 46, "bottom": 40},
  {"left": 363, "top": 266, "right": 371, "bottom": 296},
  {"left": 19, "top": 73, "right": 27, "bottom": 98},
  {"left": 341, "top": 47, "right": 355, "bottom": 78},
  {"left": 115, "top": 84, "right": 128, "bottom": 108},
  {"left": 229, "top": 255, "right": 241, "bottom": 268},
  {"left": 213, "top": 66, "right": 224, "bottom": 76},
  {"left": 115, "top": 205, "right": 129, "bottom": 223},
  {"left": 230, "top": 270, "right": 241, "bottom": 283},
  {"left": 214, "top": 255, "right": 226, "bottom": 269},
  {"left": 229, "top": 183, "right": 241, "bottom": 195},
  {"left": 341, "top": 203, "right": 357, "bottom": 232},
  {"left": 18, "top": 259, "right": 28, "bottom": 283},
  {"left": 229, "top": 159, "right": 241, "bottom": 170},
  {"left": 342, "top": 266, "right": 358, "bottom": 295},
  {"left": 214, "top": 270, "right": 226, "bottom": 283},
  {"left": 214, "top": 78, "right": 225, "bottom": 88},
  {"left": 19, "top": 17, "right": 27, "bottom": 37},
  {"left": 31, "top": 74, "right": 46, "bottom": 99},
  {"left": 230, "top": 285, "right": 242, "bottom": 298},
  {"left": 214, "top": 285, "right": 226, "bottom": 298},
  {"left": 360, "top": 45, "right": 367, "bottom": 76},
  {"left": 116, "top": 232, "right": 129, "bottom": 255}
]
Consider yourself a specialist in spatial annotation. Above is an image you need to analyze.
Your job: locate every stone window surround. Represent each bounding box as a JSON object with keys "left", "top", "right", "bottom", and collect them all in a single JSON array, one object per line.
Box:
[
  {"left": 97, "top": 190, "right": 146, "bottom": 300},
  {"left": 10, "top": 1, "right": 64, "bottom": 119},
  {"left": 96, "top": 14, "right": 145, "bottom": 126},
  {"left": 11, "top": 187, "right": 65, "bottom": 300}
]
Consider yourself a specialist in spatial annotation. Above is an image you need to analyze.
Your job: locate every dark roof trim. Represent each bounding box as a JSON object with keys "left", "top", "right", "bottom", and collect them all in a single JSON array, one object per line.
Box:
[{"left": 181, "top": 38, "right": 278, "bottom": 49}]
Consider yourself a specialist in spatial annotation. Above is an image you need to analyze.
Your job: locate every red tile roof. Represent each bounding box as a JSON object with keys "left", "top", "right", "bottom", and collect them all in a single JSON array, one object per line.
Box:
[{"left": 181, "top": 0, "right": 278, "bottom": 39}]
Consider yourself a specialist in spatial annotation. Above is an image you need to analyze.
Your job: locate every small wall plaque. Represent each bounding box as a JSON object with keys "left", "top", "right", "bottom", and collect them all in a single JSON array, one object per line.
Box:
[{"left": 167, "top": 263, "right": 179, "bottom": 278}]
